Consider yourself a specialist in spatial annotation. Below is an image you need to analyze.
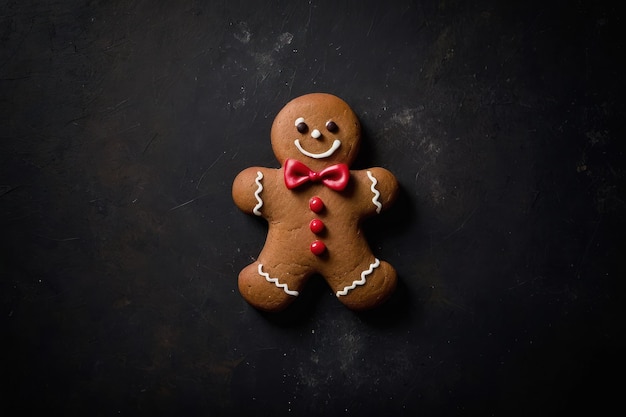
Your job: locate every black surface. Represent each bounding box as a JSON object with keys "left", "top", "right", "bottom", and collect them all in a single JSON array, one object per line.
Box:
[{"left": 1, "top": 0, "right": 624, "bottom": 415}]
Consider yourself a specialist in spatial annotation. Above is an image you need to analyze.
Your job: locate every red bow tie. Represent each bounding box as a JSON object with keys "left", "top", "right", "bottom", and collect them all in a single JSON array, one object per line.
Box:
[{"left": 284, "top": 159, "right": 350, "bottom": 191}]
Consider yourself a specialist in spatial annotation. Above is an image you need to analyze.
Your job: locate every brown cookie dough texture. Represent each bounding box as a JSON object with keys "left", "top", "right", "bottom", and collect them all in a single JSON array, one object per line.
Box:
[{"left": 232, "top": 93, "right": 399, "bottom": 312}]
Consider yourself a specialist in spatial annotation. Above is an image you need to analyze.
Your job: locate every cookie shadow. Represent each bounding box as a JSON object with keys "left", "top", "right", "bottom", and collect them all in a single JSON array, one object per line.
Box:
[
  {"left": 255, "top": 274, "right": 330, "bottom": 327},
  {"left": 356, "top": 124, "right": 420, "bottom": 327},
  {"left": 354, "top": 277, "right": 418, "bottom": 329},
  {"left": 256, "top": 273, "right": 417, "bottom": 329}
]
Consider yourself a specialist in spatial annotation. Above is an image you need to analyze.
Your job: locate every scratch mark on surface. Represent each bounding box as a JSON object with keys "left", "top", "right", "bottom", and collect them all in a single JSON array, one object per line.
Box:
[
  {"left": 169, "top": 192, "right": 213, "bottom": 211},
  {"left": 0, "top": 185, "right": 22, "bottom": 198},
  {"left": 366, "top": 14, "right": 376, "bottom": 37},
  {"left": 310, "top": 66, "right": 321, "bottom": 83},
  {"left": 305, "top": 2, "right": 313, "bottom": 34},
  {"left": 169, "top": 197, "right": 199, "bottom": 211},
  {"left": 443, "top": 206, "right": 478, "bottom": 240},
  {"left": 288, "top": 69, "right": 296, "bottom": 96},
  {"left": 414, "top": 161, "right": 431, "bottom": 183},
  {"left": 143, "top": 133, "right": 158, "bottom": 154},
  {"left": 62, "top": 113, "right": 91, "bottom": 128},
  {"left": 196, "top": 151, "right": 225, "bottom": 189},
  {"left": 117, "top": 123, "right": 141, "bottom": 134}
]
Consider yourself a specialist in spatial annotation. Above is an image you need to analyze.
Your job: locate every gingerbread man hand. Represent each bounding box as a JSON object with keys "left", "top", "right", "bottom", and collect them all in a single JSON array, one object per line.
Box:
[{"left": 232, "top": 93, "right": 399, "bottom": 312}]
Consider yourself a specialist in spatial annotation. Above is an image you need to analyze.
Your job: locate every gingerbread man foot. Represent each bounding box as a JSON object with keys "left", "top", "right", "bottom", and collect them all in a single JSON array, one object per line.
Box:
[
  {"left": 238, "top": 262, "right": 303, "bottom": 312},
  {"left": 331, "top": 259, "right": 397, "bottom": 311}
]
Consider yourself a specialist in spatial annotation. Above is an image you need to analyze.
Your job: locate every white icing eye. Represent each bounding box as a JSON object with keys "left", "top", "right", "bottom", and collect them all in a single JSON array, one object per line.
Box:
[{"left": 294, "top": 117, "right": 305, "bottom": 126}]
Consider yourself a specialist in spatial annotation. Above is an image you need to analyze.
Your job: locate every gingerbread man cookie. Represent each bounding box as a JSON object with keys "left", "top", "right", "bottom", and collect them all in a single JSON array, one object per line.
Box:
[{"left": 232, "top": 93, "right": 398, "bottom": 312}]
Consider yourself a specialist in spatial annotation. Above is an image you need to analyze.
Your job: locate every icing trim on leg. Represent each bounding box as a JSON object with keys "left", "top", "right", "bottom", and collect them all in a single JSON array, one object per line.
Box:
[
  {"left": 336, "top": 258, "right": 381, "bottom": 297},
  {"left": 258, "top": 264, "right": 299, "bottom": 296}
]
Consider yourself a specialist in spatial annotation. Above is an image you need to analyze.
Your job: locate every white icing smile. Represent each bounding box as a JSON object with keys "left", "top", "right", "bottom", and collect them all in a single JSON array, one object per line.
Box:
[{"left": 294, "top": 139, "right": 341, "bottom": 159}]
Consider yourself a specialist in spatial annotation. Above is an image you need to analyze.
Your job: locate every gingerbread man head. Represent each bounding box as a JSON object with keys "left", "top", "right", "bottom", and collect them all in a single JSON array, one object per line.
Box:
[{"left": 270, "top": 93, "right": 361, "bottom": 172}]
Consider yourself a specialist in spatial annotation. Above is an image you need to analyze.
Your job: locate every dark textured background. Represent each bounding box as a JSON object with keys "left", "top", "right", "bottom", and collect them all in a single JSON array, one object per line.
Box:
[{"left": 1, "top": 0, "right": 624, "bottom": 415}]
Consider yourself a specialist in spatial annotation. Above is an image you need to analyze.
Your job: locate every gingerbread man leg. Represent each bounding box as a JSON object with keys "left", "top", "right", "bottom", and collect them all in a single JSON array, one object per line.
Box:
[
  {"left": 328, "top": 258, "right": 397, "bottom": 311},
  {"left": 238, "top": 260, "right": 311, "bottom": 312}
]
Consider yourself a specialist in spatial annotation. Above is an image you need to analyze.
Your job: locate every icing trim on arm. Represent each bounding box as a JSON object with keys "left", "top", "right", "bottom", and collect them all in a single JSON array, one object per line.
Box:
[
  {"left": 258, "top": 264, "right": 299, "bottom": 296},
  {"left": 336, "top": 258, "right": 381, "bottom": 297},
  {"left": 366, "top": 170, "right": 382, "bottom": 214},
  {"left": 253, "top": 171, "right": 264, "bottom": 216}
]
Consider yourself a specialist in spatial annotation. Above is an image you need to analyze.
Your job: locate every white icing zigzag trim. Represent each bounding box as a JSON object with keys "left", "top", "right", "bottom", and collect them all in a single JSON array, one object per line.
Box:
[
  {"left": 258, "top": 264, "right": 299, "bottom": 296},
  {"left": 336, "top": 258, "right": 381, "bottom": 297},
  {"left": 366, "top": 170, "right": 382, "bottom": 214},
  {"left": 252, "top": 171, "right": 264, "bottom": 216}
]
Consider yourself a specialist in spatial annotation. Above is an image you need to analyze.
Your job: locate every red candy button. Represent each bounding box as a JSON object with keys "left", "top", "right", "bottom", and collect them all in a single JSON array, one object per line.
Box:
[
  {"left": 309, "top": 219, "right": 325, "bottom": 234},
  {"left": 310, "top": 240, "right": 326, "bottom": 256},
  {"left": 309, "top": 196, "right": 324, "bottom": 213}
]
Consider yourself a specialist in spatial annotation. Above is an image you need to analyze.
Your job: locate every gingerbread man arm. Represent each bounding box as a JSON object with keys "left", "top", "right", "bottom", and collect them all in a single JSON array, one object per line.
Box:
[
  {"left": 232, "top": 167, "right": 272, "bottom": 216},
  {"left": 355, "top": 167, "right": 399, "bottom": 217}
]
